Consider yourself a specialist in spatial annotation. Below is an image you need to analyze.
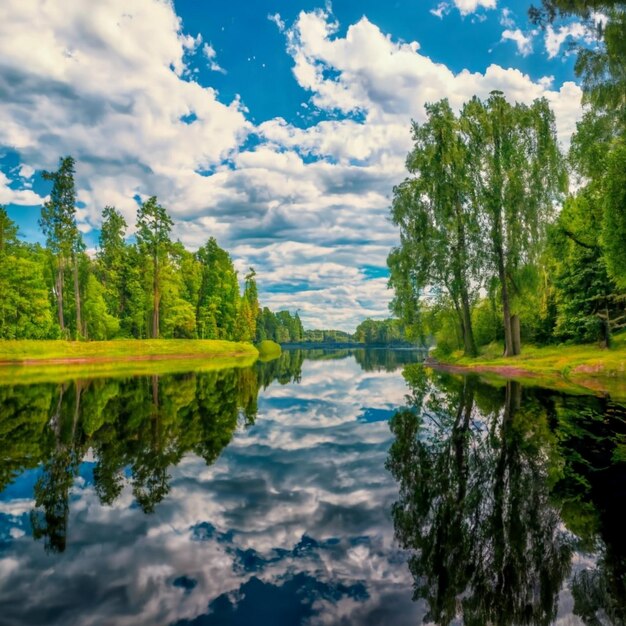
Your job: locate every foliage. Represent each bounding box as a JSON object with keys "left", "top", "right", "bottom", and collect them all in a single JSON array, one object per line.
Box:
[{"left": 0, "top": 157, "right": 296, "bottom": 344}]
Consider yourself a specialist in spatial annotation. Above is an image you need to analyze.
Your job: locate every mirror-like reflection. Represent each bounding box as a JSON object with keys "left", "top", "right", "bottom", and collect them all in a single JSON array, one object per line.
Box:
[
  {"left": 0, "top": 349, "right": 624, "bottom": 625},
  {"left": 387, "top": 365, "right": 626, "bottom": 626}
]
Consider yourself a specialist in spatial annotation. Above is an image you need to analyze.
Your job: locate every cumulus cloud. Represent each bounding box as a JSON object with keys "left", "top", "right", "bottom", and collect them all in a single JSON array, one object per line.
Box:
[
  {"left": 0, "top": 172, "right": 46, "bottom": 205},
  {"left": 0, "top": 1, "right": 583, "bottom": 330},
  {"left": 545, "top": 21, "right": 589, "bottom": 58},
  {"left": 501, "top": 28, "right": 535, "bottom": 56},
  {"left": 453, "top": 0, "right": 497, "bottom": 15}
]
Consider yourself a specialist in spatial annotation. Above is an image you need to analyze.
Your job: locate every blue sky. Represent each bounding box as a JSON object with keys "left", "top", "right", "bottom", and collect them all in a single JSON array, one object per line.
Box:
[{"left": 0, "top": 0, "right": 587, "bottom": 329}]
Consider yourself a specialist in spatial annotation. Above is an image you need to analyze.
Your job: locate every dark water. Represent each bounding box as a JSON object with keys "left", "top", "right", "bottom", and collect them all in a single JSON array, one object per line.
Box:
[{"left": 0, "top": 349, "right": 625, "bottom": 626}]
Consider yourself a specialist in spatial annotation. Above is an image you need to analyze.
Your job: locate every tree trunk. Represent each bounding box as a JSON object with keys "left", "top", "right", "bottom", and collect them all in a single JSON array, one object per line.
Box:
[
  {"left": 511, "top": 314, "right": 521, "bottom": 356},
  {"left": 460, "top": 285, "right": 477, "bottom": 357},
  {"left": 57, "top": 257, "right": 65, "bottom": 333},
  {"left": 152, "top": 253, "right": 159, "bottom": 338},
  {"left": 453, "top": 202, "right": 478, "bottom": 357},
  {"left": 495, "top": 237, "right": 514, "bottom": 357},
  {"left": 72, "top": 253, "right": 82, "bottom": 340}
]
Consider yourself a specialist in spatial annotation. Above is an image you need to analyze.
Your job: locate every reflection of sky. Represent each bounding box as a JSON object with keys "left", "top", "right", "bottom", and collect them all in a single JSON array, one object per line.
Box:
[{"left": 0, "top": 354, "right": 427, "bottom": 626}]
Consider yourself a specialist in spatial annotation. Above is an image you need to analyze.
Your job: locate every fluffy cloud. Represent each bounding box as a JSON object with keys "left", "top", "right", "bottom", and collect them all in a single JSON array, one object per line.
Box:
[
  {"left": 453, "top": 0, "right": 497, "bottom": 15},
  {"left": 0, "top": 356, "right": 422, "bottom": 625},
  {"left": 545, "top": 21, "right": 589, "bottom": 58},
  {"left": 0, "top": 1, "right": 583, "bottom": 330},
  {"left": 0, "top": 171, "right": 46, "bottom": 205},
  {"left": 501, "top": 28, "right": 535, "bottom": 56}
]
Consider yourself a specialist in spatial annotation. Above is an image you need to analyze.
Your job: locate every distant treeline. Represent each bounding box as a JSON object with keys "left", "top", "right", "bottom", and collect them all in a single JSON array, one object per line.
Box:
[
  {"left": 0, "top": 156, "right": 304, "bottom": 343},
  {"left": 283, "top": 318, "right": 418, "bottom": 346}
]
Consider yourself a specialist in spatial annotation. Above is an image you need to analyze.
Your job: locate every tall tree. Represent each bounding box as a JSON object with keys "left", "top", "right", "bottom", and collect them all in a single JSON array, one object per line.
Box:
[
  {"left": 462, "top": 92, "right": 566, "bottom": 355},
  {"left": 135, "top": 196, "right": 173, "bottom": 339},
  {"left": 40, "top": 156, "right": 82, "bottom": 337},
  {"left": 389, "top": 100, "right": 480, "bottom": 356},
  {"left": 97, "top": 206, "right": 128, "bottom": 319},
  {"left": 196, "top": 238, "right": 240, "bottom": 340},
  {"left": 0, "top": 206, "right": 18, "bottom": 253}
]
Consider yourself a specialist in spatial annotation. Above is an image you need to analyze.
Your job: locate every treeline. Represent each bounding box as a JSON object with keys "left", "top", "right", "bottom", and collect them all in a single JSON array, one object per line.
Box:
[
  {"left": 274, "top": 319, "right": 417, "bottom": 345},
  {"left": 389, "top": 2, "right": 625, "bottom": 356},
  {"left": 256, "top": 308, "right": 304, "bottom": 343},
  {"left": 0, "top": 157, "right": 299, "bottom": 342},
  {"left": 354, "top": 318, "right": 416, "bottom": 345}
]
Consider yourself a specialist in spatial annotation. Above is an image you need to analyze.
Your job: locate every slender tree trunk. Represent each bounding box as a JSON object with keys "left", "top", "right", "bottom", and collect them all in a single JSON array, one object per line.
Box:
[
  {"left": 495, "top": 232, "right": 515, "bottom": 357},
  {"left": 57, "top": 257, "right": 65, "bottom": 333},
  {"left": 511, "top": 314, "right": 521, "bottom": 355},
  {"left": 460, "top": 285, "right": 477, "bottom": 357},
  {"left": 152, "top": 253, "right": 159, "bottom": 338},
  {"left": 72, "top": 253, "right": 82, "bottom": 340},
  {"left": 453, "top": 202, "right": 478, "bottom": 357}
]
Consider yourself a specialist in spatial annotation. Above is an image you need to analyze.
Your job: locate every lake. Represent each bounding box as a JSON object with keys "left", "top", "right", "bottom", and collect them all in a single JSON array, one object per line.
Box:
[{"left": 0, "top": 348, "right": 624, "bottom": 625}]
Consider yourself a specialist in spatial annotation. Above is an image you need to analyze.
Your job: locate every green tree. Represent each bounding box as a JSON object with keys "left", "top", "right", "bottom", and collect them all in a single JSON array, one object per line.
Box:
[
  {"left": 40, "top": 156, "right": 83, "bottom": 337},
  {"left": 135, "top": 196, "right": 173, "bottom": 338},
  {"left": 0, "top": 206, "right": 18, "bottom": 253},
  {"left": 389, "top": 100, "right": 480, "bottom": 356},
  {"left": 97, "top": 206, "right": 128, "bottom": 320},
  {"left": 462, "top": 92, "right": 566, "bottom": 355},
  {"left": 196, "top": 238, "right": 240, "bottom": 340}
]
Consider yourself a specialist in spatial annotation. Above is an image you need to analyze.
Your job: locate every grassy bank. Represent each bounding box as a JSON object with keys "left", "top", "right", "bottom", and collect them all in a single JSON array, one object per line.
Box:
[
  {"left": 0, "top": 339, "right": 259, "bottom": 384},
  {"left": 429, "top": 333, "right": 626, "bottom": 398},
  {"left": 257, "top": 339, "right": 282, "bottom": 361}
]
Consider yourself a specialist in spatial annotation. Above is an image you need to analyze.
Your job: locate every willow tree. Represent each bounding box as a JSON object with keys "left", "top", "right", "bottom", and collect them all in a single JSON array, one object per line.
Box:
[
  {"left": 40, "top": 156, "right": 83, "bottom": 337},
  {"left": 135, "top": 196, "right": 173, "bottom": 338},
  {"left": 389, "top": 100, "right": 480, "bottom": 356},
  {"left": 461, "top": 92, "right": 566, "bottom": 356}
]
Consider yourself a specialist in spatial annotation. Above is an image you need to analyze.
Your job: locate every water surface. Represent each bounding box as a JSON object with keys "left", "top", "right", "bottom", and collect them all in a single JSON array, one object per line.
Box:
[{"left": 0, "top": 349, "right": 624, "bottom": 625}]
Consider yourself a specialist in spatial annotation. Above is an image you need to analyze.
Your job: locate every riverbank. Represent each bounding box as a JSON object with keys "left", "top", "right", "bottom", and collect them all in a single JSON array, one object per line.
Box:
[
  {"left": 427, "top": 334, "right": 626, "bottom": 398},
  {"left": 0, "top": 339, "right": 259, "bottom": 384}
]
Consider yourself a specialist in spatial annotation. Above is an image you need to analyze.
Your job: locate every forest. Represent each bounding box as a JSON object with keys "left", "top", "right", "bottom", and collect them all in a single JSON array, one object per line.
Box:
[
  {"left": 388, "top": 0, "right": 626, "bottom": 358},
  {"left": 0, "top": 161, "right": 306, "bottom": 345}
]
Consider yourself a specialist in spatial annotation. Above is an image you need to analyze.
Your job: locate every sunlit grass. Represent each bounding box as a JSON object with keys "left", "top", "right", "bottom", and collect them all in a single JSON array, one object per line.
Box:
[
  {"left": 435, "top": 332, "right": 626, "bottom": 398},
  {"left": 0, "top": 339, "right": 259, "bottom": 385},
  {"left": 257, "top": 339, "right": 282, "bottom": 361}
]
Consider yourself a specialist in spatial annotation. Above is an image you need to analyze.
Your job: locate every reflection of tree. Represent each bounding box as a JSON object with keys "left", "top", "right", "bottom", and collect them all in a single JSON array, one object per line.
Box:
[
  {"left": 255, "top": 349, "right": 304, "bottom": 388},
  {"left": 552, "top": 396, "right": 626, "bottom": 625},
  {"left": 387, "top": 366, "right": 573, "bottom": 625},
  {"left": 0, "top": 358, "right": 304, "bottom": 552},
  {"left": 353, "top": 348, "right": 424, "bottom": 372},
  {"left": 30, "top": 384, "right": 84, "bottom": 553}
]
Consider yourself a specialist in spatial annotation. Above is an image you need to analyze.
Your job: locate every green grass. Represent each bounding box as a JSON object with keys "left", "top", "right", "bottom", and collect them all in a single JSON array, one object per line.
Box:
[
  {"left": 0, "top": 339, "right": 259, "bottom": 385},
  {"left": 0, "top": 339, "right": 257, "bottom": 362},
  {"left": 433, "top": 332, "right": 626, "bottom": 398},
  {"left": 257, "top": 339, "right": 282, "bottom": 361}
]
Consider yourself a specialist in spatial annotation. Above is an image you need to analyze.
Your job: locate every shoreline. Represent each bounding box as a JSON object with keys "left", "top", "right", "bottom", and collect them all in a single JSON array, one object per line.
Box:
[
  {"left": 0, "top": 339, "right": 259, "bottom": 383},
  {"left": 424, "top": 340, "right": 626, "bottom": 400}
]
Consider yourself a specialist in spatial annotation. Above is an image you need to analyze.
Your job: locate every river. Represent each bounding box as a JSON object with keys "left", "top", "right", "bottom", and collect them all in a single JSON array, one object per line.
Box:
[{"left": 0, "top": 348, "right": 624, "bottom": 625}]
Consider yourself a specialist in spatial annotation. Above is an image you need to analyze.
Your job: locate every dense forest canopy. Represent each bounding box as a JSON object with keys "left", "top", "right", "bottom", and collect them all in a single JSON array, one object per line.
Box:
[{"left": 388, "top": 0, "right": 626, "bottom": 356}]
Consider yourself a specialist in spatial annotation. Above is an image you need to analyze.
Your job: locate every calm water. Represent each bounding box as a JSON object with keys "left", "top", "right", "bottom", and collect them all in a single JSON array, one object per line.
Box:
[{"left": 0, "top": 349, "right": 625, "bottom": 626}]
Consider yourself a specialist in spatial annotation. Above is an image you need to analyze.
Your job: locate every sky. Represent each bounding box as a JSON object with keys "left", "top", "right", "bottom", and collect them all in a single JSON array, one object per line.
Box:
[{"left": 0, "top": 0, "right": 589, "bottom": 331}]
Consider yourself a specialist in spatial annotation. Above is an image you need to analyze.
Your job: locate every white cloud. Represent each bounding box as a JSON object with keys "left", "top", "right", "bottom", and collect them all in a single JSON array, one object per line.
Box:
[
  {"left": 545, "top": 21, "right": 590, "bottom": 58},
  {"left": 500, "top": 7, "right": 515, "bottom": 28},
  {"left": 268, "top": 12, "right": 286, "bottom": 31},
  {"left": 453, "top": 0, "right": 496, "bottom": 15},
  {"left": 0, "top": 1, "right": 583, "bottom": 330},
  {"left": 430, "top": 2, "right": 451, "bottom": 19},
  {"left": 0, "top": 172, "right": 46, "bottom": 205},
  {"left": 501, "top": 28, "right": 535, "bottom": 56},
  {"left": 202, "top": 42, "right": 226, "bottom": 73}
]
